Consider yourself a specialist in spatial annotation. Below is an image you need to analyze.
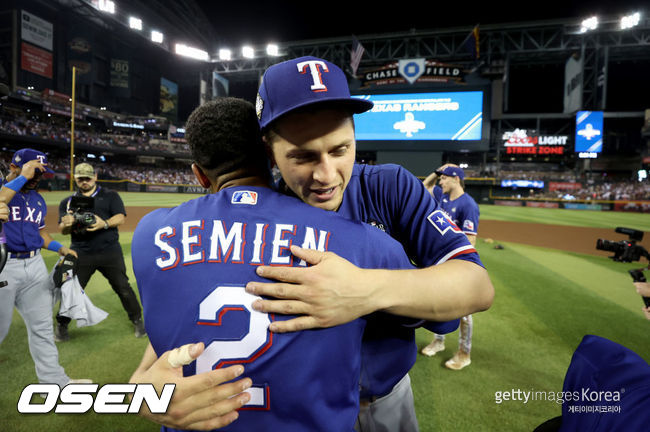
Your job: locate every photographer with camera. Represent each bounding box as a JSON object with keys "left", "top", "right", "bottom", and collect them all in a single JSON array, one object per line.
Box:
[
  {"left": 597, "top": 227, "right": 650, "bottom": 321},
  {"left": 56, "top": 163, "right": 145, "bottom": 341}
]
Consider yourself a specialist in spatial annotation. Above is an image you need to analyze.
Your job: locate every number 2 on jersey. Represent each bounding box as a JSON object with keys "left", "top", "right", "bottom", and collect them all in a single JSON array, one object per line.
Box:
[{"left": 196, "top": 285, "right": 272, "bottom": 409}]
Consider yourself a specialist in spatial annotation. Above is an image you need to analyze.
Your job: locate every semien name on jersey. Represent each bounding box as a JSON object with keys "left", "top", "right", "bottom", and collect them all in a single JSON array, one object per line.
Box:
[{"left": 153, "top": 219, "right": 331, "bottom": 270}]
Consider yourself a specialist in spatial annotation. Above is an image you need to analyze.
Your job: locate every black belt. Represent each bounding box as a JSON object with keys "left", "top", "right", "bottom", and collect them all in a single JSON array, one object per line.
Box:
[{"left": 8, "top": 250, "right": 40, "bottom": 259}]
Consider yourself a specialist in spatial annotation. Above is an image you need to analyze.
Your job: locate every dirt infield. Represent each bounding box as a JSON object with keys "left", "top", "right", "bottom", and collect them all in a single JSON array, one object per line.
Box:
[
  {"left": 479, "top": 220, "right": 650, "bottom": 258},
  {"left": 45, "top": 206, "right": 649, "bottom": 258}
]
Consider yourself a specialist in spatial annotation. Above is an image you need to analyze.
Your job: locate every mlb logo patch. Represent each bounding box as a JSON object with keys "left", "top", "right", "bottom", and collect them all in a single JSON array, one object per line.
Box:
[
  {"left": 231, "top": 191, "right": 258, "bottom": 205},
  {"left": 427, "top": 210, "right": 462, "bottom": 236},
  {"left": 463, "top": 220, "right": 475, "bottom": 232}
]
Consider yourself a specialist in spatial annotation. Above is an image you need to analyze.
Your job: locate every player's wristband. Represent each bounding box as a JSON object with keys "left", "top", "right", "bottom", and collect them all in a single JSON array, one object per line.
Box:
[
  {"left": 4, "top": 175, "right": 28, "bottom": 192},
  {"left": 47, "top": 241, "right": 64, "bottom": 252}
]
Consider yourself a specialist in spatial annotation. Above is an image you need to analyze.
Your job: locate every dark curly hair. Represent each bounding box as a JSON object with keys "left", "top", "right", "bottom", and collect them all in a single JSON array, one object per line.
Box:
[{"left": 185, "top": 97, "right": 267, "bottom": 178}]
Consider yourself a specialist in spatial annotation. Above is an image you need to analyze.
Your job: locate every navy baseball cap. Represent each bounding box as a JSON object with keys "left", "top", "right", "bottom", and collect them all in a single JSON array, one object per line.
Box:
[
  {"left": 256, "top": 56, "right": 373, "bottom": 129},
  {"left": 12, "top": 148, "right": 54, "bottom": 173},
  {"left": 436, "top": 166, "right": 465, "bottom": 180}
]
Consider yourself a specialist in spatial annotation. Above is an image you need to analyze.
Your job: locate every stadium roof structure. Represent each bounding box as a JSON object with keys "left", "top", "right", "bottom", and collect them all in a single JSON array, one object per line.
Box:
[{"left": 49, "top": 0, "right": 219, "bottom": 55}]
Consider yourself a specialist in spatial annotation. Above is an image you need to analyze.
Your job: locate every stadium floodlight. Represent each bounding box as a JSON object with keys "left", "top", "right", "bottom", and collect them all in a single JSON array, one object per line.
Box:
[
  {"left": 151, "top": 30, "right": 164, "bottom": 43},
  {"left": 242, "top": 46, "right": 255, "bottom": 59},
  {"left": 621, "top": 12, "right": 641, "bottom": 29},
  {"left": 129, "top": 17, "right": 142, "bottom": 31},
  {"left": 219, "top": 48, "right": 232, "bottom": 60},
  {"left": 175, "top": 43, "right": 209, "bottom": 61},
  {"left": 580, "top": 16, "right": 598, "bottom": 33},
  {"left": 98, "top": 0, "right": 115, "bottom": 14},
  {"left": 266, "top": 44, "right": 279, "bottom": 56}
]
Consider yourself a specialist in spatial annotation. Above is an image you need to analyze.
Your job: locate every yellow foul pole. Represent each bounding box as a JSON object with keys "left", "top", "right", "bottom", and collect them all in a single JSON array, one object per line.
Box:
[{"left": 70, "top": 66, "right": 76, "bottom": 191}]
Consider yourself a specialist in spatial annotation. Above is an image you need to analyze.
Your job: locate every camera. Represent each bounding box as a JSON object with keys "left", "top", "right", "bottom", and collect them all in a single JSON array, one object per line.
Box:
[
  {"left": 69, "top": 196, "right": 96, "bottom": 228},
  {"left": 596, "top": 227, "right": 647, "bottom": 263},
  {"left": 596, "top": 227, "right": 650, "bottom": 308},
  {"left": 73, "top": 211, "right": 96, "bottom": 227}
]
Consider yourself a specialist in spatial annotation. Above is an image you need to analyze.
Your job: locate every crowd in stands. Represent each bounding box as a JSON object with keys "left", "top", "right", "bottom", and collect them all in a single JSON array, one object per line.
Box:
[
  {"left": 0, "top": 114, "right": 189, "bottom": 155},
  {"left": 524, "top": 181, "right": 650, "bottom": 201},
  {"left": 101, "top": 164, "right": 197, "bottom": 185},
  {"left": 0, "top": 151, "right": 197, "bottom": 185},
  {"left": 498, "top": 170, "right": 579, "bottom": 182},
  {"left": 1, "top": 109, "right": 647, "bottom": 198}
]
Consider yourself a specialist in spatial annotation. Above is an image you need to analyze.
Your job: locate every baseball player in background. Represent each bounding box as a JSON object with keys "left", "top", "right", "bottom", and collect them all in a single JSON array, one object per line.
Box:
[
  {"left": 129, "top": 97, "right": 441, "bottom": 431},
  {"left": 246, "top": 56, "right": 494, "bottom": 431},
  {"left": 421, "top": 164, "right": 480, "bottom": 370},
  {"left": 56, "top": 163, "right": 145, "bottom": 340},
  {"left": 0, "top": 148, "right": 90, "bottom": 387}
]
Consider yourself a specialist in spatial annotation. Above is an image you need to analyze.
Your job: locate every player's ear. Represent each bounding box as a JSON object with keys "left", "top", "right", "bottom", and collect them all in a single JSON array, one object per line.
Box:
[{"left": 191, "top": 163, "right": 211, "bottom": 189}]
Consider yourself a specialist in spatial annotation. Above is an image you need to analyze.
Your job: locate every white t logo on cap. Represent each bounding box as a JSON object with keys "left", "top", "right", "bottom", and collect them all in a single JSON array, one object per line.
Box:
[
  {"left": 36, "top": 155, "right": 46, "bottom": 163},
  {"left": 296, "top": 60, "right": 329, "bottom": 92}
]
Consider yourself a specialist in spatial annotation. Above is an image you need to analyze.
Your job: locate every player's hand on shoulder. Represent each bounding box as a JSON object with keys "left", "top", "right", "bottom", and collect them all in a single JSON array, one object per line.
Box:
[
  {"left": 20, "top": 159, "right": 46, "bottom": 180},
  {"left": 246, "top": 245, "right": 374, "bottom": 333},
  {"left": 131, "top": 342, "right": 252, "bottom": 430},
  {"left": 0, "top": 202, "right": 8, "bottom": 222}
]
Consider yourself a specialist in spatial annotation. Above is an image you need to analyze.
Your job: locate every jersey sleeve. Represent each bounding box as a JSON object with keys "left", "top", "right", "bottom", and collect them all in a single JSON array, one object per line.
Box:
[
  {"left": 380, "top": 164, "right": 482, "bottom": 268},
  {"left": 39, "top": 195, "right": 47, "bottom": 230},
  {"left": 432, "top": 184, "right": 444, "bottom": 203},
  {"left": 459, "top": 198, "right": 480, "bottom": 236},
  {"left": 358, "top": 220, "right": 461, "bottom": 333}
]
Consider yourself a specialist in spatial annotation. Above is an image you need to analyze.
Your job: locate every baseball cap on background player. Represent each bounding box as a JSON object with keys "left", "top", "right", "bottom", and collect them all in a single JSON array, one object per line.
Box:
[
  {"left": 436, "top": 166, "right": 465, "bottom": 180},
  {"left": 74, "top": 163, "right": 95, "bottom": 178},
  {"left": 256, "top": 56, "right": 374, "bottom": 129},
  {"left": 11, "top": 148, "right": 54, "bottom": 173}
]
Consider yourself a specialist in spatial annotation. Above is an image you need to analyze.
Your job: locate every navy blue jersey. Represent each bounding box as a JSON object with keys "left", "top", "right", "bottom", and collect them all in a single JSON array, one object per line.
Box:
[
  {"left": 2, "top": 183, "right": 46, "bottom": 252},
  {"left": 559, "top": 335, "right": 650, "bottom": 431},
  {"left": 433, "top": 185, "right": 480, "bottom": 235},
  {"left": 338, "top": 164, "right": 482, "bottom": 398},
  {"left": 132, "top": 186, "right": 414, "bottom": 432}
]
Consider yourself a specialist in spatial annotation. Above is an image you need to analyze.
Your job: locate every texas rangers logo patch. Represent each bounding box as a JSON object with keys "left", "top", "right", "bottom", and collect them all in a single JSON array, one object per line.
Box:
[
  {"left": 463, "top": 220, "right": 475, "bottom": 232},
  {"left": 427, "top": 210, "right": 462, "bottom": 235},
  {"left": 231, "top": 191, "right": 258, "bottom": 205}
]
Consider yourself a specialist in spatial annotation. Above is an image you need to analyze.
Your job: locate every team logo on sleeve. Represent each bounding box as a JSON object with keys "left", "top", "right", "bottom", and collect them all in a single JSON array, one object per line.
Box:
[
  {"left": 427, "top": 210, "right": 462, "bottom": 235},
  {"left": 231, "top": 191, "right": 258, "bottom": 205},
  {"left": 463, "top": 220, "right": 475, "bottom": 232}
]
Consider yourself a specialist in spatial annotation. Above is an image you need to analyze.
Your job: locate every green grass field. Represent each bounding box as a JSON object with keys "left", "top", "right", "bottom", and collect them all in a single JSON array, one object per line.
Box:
[
  {"left": 2, "top": 196, "right": 649, "bottom": 431},
  {"left": 479, "top": 205, "right": 650, "bottom": 231}
]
